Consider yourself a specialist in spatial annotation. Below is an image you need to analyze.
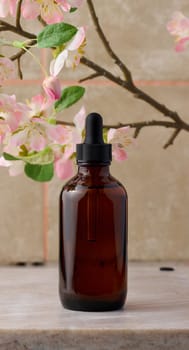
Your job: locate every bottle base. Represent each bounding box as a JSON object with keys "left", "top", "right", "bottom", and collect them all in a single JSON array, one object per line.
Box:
[{"left": 60, "top": 291, "right": 126, "bottom": 312}]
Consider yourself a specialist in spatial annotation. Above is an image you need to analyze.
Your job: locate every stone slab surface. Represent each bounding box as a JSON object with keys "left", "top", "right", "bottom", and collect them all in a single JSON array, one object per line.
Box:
[{"left": 0, "top": 263, "right": 189, "bottom": 349}]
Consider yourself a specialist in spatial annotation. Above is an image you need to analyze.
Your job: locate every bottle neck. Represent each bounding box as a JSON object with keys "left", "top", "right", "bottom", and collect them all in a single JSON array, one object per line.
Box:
[{"left": 77, "top": 164, "right": 110, "bottom": 177}]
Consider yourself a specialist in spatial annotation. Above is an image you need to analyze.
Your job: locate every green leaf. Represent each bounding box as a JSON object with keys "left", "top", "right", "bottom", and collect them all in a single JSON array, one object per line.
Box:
[
  {"left": 23, "top": 148, "right": 54, "bottom": 164},
  {"left": 70, "top": 7, "right": 77, "bottom": 13},
  {"left": 3, "top": 147, "right": 54, "bottom": 165},
  {"left": 3, "top": 153, "right": 19, "bottom": 161},
  {"left": 24, "top": 163, "right": 54, "bottom": 182},
  {"left": 55, "top": 86, "right": 85, "bottom": 112},
  {"left": 37, "top": 23, "right": 78, "bottom": 48}
]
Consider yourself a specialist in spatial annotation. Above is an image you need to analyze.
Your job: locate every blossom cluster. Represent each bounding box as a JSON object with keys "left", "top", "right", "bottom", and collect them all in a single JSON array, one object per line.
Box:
[
  {"left": 0, "top": 0, "right": 133, "bottom": 182},
  {"left": 0, "top": 0, "right": 83, "bottom": 24},
  {"left": 167, "top": 11, "right": 189, "bottom": 52}
]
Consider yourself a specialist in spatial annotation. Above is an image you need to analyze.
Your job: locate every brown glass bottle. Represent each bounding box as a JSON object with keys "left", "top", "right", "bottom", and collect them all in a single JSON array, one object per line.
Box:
[{"left": 59, "top": 113, "right": 128, "bottom": 311}]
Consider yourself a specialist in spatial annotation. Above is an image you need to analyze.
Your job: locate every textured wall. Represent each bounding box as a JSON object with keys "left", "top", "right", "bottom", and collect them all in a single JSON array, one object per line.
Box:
[{"left": 0, "top": 0, "right": 189, "bottom": 263}]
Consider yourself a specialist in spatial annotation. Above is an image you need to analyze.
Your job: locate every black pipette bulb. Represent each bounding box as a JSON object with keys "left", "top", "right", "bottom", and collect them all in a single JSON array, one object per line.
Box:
[{"left": 76, "top": 113, "right": 112, "bottom": 164}]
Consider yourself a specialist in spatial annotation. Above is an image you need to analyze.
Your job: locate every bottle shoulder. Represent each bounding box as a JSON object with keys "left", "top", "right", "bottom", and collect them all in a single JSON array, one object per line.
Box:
[{"left": 61, "top": 173, "right": 127, "bottom": 195}]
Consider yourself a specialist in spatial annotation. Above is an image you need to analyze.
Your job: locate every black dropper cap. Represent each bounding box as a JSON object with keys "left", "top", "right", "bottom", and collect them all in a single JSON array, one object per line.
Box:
[{"left": 76, "top": 113, "right": 112, "bottom": 164}]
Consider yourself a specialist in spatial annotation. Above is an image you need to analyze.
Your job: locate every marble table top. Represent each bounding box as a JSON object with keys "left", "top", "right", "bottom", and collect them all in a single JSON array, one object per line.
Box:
[{"left": 0, "top": 263, "right": 188, "bottom": 350}]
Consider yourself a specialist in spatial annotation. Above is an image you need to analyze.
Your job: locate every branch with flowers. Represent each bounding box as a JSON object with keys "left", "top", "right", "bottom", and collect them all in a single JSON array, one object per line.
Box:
[{"left": 0, "top": 1, "right": 188, "bottom": 182}]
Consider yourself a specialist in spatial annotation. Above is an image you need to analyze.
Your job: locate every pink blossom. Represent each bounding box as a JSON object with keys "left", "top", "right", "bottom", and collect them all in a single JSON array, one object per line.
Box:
[
  {"left": 0, "top": 120, "right": 10, "bottom": 144},
  {"left": 112, "top": 145, "right": 128, "bottom": 162},
  {"left": 21, "top": 0, "right": 40, "bottom": 20},
  {"left": 42, "top": 76, "right": 61, "bottom": 101},
  {"left": 28, "top": 94, "right": 52, "bottom": 116},
  {"left": 0, "top": 93, "right": 29, "bottom": 131},
  {"left": 107, "top": 126, "right": 133, "bottom": 162},
  {"left": 55, "top": 157, "right": 74, "bottom": 179},
  {"left": 175, "top": 36, "right": 189, "bottom": 52},
  {"left": 70, "top": 106, "right": 86, "bottom": 145},
  {"left": 73, "top": 106, "right": 86, "bottom": 135},
  {"left": 50, "top": 27, "right": 86, "bottom": 75},
  {"left": 0, "top": 0, "right": 17, "bottom": 17},
  {"left": 56, "top": 0, "right": 83, "bottom": 12},
  {"left": 54, "top": 145, "right": 74, "bottom": 180},
  {"left": 32, "top": 117, "right": 72, "bottom": 145},
  {"left": 47, "top": 124, "right": 72, "bottom": 144},
  {"left": 56, "top": 0, "right": 71, "bottom": 12},
  {"left": 167, "top": 12, "right": 189, "bottom": 51},
  {"left": 9, "top": 117, "right": 71, "bottom": 152},
  {"left": 0, "top": 57, "right": 16, "bottom": 85},
  {"left": 21, "top": 0, "right": 64, "bottom": 23}
]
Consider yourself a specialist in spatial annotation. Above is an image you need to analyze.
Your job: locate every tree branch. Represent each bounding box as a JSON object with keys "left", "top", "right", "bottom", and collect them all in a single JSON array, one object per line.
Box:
[
  {"left": 80, "top": 56, "right": 189, "bottom": 131},
  {"left": 79, "top": 72, "right": 101, "bottom": 83},
  {"left": 0, "top": 20, "right": 36, "bottom": 39},
  {"left": 37, "top": 15, "right": 47, "bottom": 27},
  {"left": 163, "top": 128, "right": 181, "bottom": 149},
  {"left": 86, "top": 0, "right": 133, "bottom": 83},
  {"left": 57, "top": 119, "right": 178, "bottom": 130},
  {"left": 56, "top": 119, "right": 186, "bottom": 148},
  {"left": 16, "top": 0, "right": 23, "bottom": 30},
  {"left": 17, "top": 56, "right": 23, "bottom": 79}
]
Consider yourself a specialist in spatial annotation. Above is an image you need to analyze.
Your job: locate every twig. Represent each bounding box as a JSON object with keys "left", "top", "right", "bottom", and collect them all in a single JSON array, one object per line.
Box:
[
  {"left": 38, "top": 15, "right": 47, "bottom": 27},
  {"left": 16, "top": 0, "right": 23, "bottom": 30},
  {"left": 80, "top": 56, "right": 189, "bottom": 130},
  {"left": 0, "top": 20, "right": 36, "bottom": 39},
  {"left": 134, "top": 127, "right": 142, "bottom": 138},
  {"left": 163, "top": 128, "right": 181, "bottom": 149},
  {"left": 56, "top": 119, "right": 187, "bottom": 148},
  {"left": 79, "top": 72, "right": 101, "bottom": 83},
  {"left": 86, "top": 0, "right": 133, "bottom": 83},
  {"left": 17, "top": 56, "right": 23, "bottom": 79},
  {"left": 57, "top": 119, "right": 178, "bottom": 130}
]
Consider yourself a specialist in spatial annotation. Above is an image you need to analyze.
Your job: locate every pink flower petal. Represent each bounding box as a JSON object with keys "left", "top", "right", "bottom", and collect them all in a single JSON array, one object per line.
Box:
[
  {"left": 21, "top": 0, "right": 40, "bottom": 19},
  {"left": 73, "top": 106, "right": 86, "bottom": 132},
  {"left": 0, "top": 57, "right": 16, "bottom": 84},
  {"left": 30, "top": 133, "right": 47, "bottom": 151},
  {"left": 175, "top": 36, "right": 189, "bottom": 52},
  {"left": 42, "top": 6, "right": 64, "bottom": 24},
  {"left": 42, "top": 76, "right": 62, "bottom": 101},
  {"left": 57, "top": 0, "right": 83, "bottom": 11},
  {"left": 10, "top": 129, "right": 27, "bottom": 147},
  {"left": 47, "top": 125, "right": 71, "bottom": 144},
  {"left": 167, "top": 12, "right": 189, "bottom": 38},
  {"left": 9, "top": 0, "right": 17, "bottom": 16},
  {"left": 56, "top": 0, "right": 71, "bottom": 12},
  {"left": 0, "top": 0, "right": 9, "bottom": 17},
  {"left": 112, "top": 145, "right": 128, "bottom": 162},
  {"left": 55, "top": 157, "right": 74, "bottom": 180},
  {"left": 50, "top": 50, "right": 68, "bottom": 76},
  {"left": 107, "top": 126, "right": 132, "bottom": 147},
  {"left": 64, "top": 145, "right": 74, "bottom": 159},
  {"left": 107, "top": 128, "right": 116, "bottom": 142},
  {"left": 67, "top": 26, "right": 86, "bottom": 51}
]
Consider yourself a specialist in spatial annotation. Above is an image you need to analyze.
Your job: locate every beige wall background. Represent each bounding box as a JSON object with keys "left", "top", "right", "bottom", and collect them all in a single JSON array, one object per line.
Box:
[{"left": 0, "top": 0, "right": 189, "bottom": 263}]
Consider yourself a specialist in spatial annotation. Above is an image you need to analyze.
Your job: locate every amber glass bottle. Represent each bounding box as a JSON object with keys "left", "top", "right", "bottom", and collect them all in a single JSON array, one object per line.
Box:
[{"left": 59, "top": 113, "right": 128, "bottom": 311}]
